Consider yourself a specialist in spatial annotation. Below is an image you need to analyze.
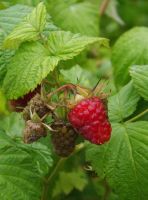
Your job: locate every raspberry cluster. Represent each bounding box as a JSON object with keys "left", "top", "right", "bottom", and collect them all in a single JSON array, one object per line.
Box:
[
  {"left": 68, "top": 97, "right": 111, "bottom": 145},
  {"left": 15, "top": 84, "right": 111, "bottom": 156}
]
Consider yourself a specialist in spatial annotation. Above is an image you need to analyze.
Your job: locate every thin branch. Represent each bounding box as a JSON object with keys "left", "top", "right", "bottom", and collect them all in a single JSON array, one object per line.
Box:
[
  {"left": 41, "top": 143, "right": 85, "bottom": 200},
  {"left": 99, "top": 0, "right": 111, "bottom": 16},
  {"left": 126, "top": 109, "right": 148, "bottom": 123}
]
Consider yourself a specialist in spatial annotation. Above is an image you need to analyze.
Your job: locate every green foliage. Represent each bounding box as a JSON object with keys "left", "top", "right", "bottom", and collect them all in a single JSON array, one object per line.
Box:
[
  {"left": 4, "top": 2, "right": 47, "bottom": 49},
  {"left": 0, "top": 112, "right": 24, "bottom": 138},
  {"left": 60, "top": 64, "right": 98, "bottom": 87},
  {"left": 130, "top": 65, "right": 148, "bottom": 101},
  {"left": 3, "top": 30, "right": 108, "bottom": 99},
  {"left": 47, "top": 31, "right": 109, "bottom": 60},
  {"left": 53, "top": 169, "right": 88, "bottom": 197},
  {"left": 0, "top": 4, "right": 32, "bottom": 33},
  {"left": 112, "top": 27, "right": 148, "bottom": 88},
  {"left": 0, "top": 90, "right": 8, "bottom": 115},
  {"left": 86, "top": 121, "right": 148, "bottom": 200},
  {"left": 2, "top": 42, "right": 58, "bottom": 99},
  {"left": 0, "top": 1, "right": 148, "bottom": 200},
  {"left": 0, "top": 29, "right": 15, "bottom": 85},
  {"left": 48, "top": 0, "right": 99, "bottom": 36},
  {"left": 108, "top": 82, "right": 140, "bottom": 122},
  {"left": 0, "top": 130, "right": 51, "bottom": 200}
]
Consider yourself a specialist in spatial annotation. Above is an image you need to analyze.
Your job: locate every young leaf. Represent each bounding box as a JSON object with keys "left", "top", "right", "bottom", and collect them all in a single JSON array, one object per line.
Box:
[
  {"left": 48, "top": 0, "right": 99, "bottom": 36},
  {"left": 2, "top": 42, "right": 59, "bottom": 99},
  {"left": 3, "top": 31, "right": 108, "bottom": 99},
  {"left": 130, "top": 65, "right": 148, "bottom": 101},
  {"left": 108, "top": 82, "right": 140, "bottom": 122},
  {"left": 4, "top": 2, "right": 47, "bottom": 48},
  {"left": 0, "top": 130, "right": 43, "bottom": 200},
  {"left": 86, "top": 122, "right": 148, "bottom": 200},
  {"left": 112, "top": 27, "right": 148, "bottom": 88},
  {"left": 53, "top": 169, "right": 88, "bottom": 197},
  {"left": 0, "top": 4, "right": 32, "bottom": 34},
  {"left": 60, "top": 65, "right": 98, "bottom": 87},
  {"left": 48, "top": 31, "right": 109, "bottom": 60}
]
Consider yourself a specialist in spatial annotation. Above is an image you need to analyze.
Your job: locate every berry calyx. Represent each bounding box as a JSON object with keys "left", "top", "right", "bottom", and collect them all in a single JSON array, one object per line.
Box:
[{"left": 68, "top": 97, "right": 111, "bottom": 145}]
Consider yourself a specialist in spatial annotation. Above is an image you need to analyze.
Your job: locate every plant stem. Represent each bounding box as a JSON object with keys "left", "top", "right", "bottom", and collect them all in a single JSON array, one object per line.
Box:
[
  {"left": 126, "top": 109, "right": 148, "bottom": 123},
  {"left": 47, "top": 158, "right": 65, "bottom": 183},
  {"left": 47, "top": 84, "right": 76, "bottom": 99},
  {"left": 41, "top": 143, "right": 85, "bottom": 200},
  {"left": 99, "top": 0, "right": 111, "bottom": 16}
]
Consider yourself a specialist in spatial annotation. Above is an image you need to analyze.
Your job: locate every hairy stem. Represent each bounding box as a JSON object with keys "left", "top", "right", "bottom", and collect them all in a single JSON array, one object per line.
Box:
[{"left": 126, "top": 109, "right": 148, "bottom": 123}]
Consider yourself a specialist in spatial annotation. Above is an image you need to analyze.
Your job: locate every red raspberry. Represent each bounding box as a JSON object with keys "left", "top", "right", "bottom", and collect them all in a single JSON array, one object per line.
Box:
[{"left": 68, "top": 97, "right": 111, "bottom": 145}]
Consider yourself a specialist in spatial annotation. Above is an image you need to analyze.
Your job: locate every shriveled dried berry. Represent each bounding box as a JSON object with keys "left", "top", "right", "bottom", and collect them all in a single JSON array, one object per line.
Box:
[
  {"left": 23, "top": 120, "right": 47, "bottom": 143},
  {"left": 23, "top": 94, "right": 49, "bottom": 121}
]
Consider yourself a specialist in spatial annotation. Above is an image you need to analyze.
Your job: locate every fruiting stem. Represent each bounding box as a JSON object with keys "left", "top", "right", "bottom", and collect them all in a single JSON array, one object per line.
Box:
[
  {"left": 126, "top": 109, "right": 148, "bottom": 123},
  {"left": 41, "top": 143, "right": 85, "bottom": 200},
  {"left": 47, "top": 84, "right": 76, "bottom": 99}
]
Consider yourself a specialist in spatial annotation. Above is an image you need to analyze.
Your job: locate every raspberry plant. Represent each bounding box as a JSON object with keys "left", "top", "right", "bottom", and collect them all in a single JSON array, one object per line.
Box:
[{"left": 0, "top": 1, "right": 148, "bottom": 200}]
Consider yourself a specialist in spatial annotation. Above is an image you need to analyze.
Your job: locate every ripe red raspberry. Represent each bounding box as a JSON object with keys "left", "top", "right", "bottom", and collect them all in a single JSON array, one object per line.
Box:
[{"left": 68, "top": 97, "right": 111, "bottom": 145}]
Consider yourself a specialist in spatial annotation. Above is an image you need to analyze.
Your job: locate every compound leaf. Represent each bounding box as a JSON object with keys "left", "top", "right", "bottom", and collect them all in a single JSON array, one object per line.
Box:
[
  {"left": 108, "top": 82, "right": 140, "bottom": 122},
  {"left": 4, "top": 2, "right": 47, "bottom": 48},
  {"left": 0, "top": 130, "right": 42, "bottom": 200},
  {"left": 2, "top": 42, "right": 59, "bottom": 99},
  {"left": 112, "top": 27, "right": 148, "bottom": 88},
  {"left": 0, "top": 4, "right": 32, "bottom": 34},
  {"left": 48, "top": 0, "right": 99, "bottom": 36},
  {"left": 48, "top": 31, "right": 109, "bottom": 60},
  {"left": 86, "top": 122, "right": 148, "bottom": 200},
  {"left": 3, "top": 31, "right": 108, "bottom": 99}
]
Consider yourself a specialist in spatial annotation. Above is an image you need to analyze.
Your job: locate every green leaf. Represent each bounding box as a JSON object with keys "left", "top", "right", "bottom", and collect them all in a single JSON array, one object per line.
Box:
[
  {"left": 0, "top": 112, "right": 24, "bottom": 138},
  {"left": 53, "top": 169, "right": 88, "bottom": 197},
  {"left": 4, "top": 2, "right": 47, "bottom": 48},
  {"left": 2, "top": 42, "right": 59, "bottom": 99},
  {"left": 0, "top": 5, "right": 32, "bottom": 34},
  {"left": 48, "top": 31, "right": 109, "bottom": 60},
  {"left": 60, "top": 64, "right": 98, "bottom": 88},
  {"left": 108, "top": 82, "right": 140, "bottom": 122},
  {"left": 86, "top": 122, "right": 148, "bottom": 200},
  {"left": 3, "top": 31, "right": 108, "bottom": 99},
  {"left": 18, "top": 142, "right": 53, "bottom": 176},
  {"left": 0, "top": 29, "right": 15, "bottom": 85},
  {"left": 48, "top": 0, "right": 99, "bottom": 36},
  {"left": 0, "top": 90, "right": 8, "bottom": 115},
  {"left": 130, "top": 65, "right": 148, "bottom": 101},
  {"left": 112, "top": 27, "right": 148, "bottom": 88},
  {"left": 0, "top": 130, "right": 42, "bottom": 200}
]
